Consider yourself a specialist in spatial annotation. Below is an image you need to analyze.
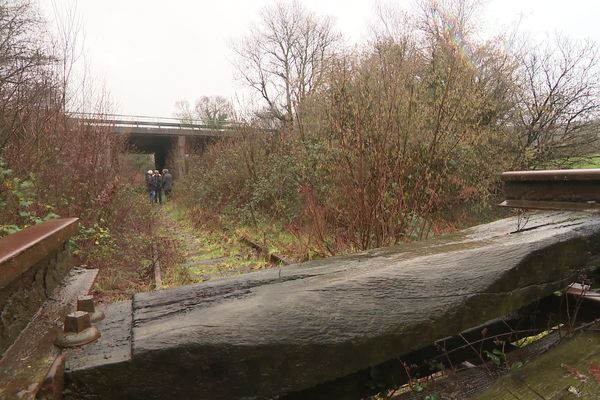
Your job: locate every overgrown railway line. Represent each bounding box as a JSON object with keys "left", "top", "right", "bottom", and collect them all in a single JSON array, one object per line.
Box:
[{"left": 2, "top": 170, "right": 600, "bottom": 399}]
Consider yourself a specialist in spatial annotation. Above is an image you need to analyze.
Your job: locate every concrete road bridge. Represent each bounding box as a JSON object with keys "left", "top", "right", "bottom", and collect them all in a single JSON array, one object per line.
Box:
[{"left": 70, "top": 113, "right": 241, "bottom": 176}]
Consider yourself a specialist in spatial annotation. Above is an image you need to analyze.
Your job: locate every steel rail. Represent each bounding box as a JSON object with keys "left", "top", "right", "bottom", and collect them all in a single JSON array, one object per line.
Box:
[{"left": 500, "top": 169, "right": 600, "bottom": 210}]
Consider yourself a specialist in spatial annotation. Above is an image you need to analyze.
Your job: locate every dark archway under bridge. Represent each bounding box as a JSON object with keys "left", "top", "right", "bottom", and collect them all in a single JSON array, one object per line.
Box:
[{"left": 125, "top": 132, "right": 213, "bottom": 177}]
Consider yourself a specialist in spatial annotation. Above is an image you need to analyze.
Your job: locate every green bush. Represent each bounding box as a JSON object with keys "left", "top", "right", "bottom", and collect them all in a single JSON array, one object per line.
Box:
[{"left": 0, "top": 158, "right": 59, "bottom": 236}]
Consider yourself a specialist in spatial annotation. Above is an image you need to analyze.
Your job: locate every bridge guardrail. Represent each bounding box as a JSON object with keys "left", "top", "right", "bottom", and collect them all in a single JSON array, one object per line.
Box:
[{"left": 68, "top": 112, "right": 241, "bottom": 132}]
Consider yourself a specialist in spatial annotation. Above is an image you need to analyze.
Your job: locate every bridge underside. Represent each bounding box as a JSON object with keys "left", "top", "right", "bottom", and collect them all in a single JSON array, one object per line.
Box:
[
  {"left": 126, "top": 134, "right": 211, "bottom": 177},
  {"left": 127, "top": 135, "right": 173, "bottom": 171},
  {"left": 70, "top": 116, "right": 238, "bottom": 176}
]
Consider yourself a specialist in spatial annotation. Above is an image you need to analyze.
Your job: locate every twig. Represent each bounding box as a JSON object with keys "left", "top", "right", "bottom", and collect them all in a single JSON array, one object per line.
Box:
[
  {"left": 439, "top": 328, "right": 542, "bottom": 359},
  {"left": 437, "top": 340, "right": 456, "bottom": 372},
  {"left": 565, "top": 317, "right": 600, "bottom": 335},
  {"left": 568, "top": 281, "right": 587, "bottom": 333},
  {"left": 401, "top": 361, "right": 415, "bottom": 390},
  {"left": 459, "top": 333, "right": 492, "bottom": 375}
]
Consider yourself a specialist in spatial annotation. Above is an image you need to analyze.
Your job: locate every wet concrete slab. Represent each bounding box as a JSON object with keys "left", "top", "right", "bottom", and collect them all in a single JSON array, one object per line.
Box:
[
  {"left": 62, "top": 211, "right": 600, "bottom": 399},
  {"left": 63, "top": 300, "right": 136, "bottom": 400},
  {"left": 474, "top": 330, "right": 600, "bottom": 400},
  {"left": 65, "top": 300, "right": 132, "bottom": 372}
]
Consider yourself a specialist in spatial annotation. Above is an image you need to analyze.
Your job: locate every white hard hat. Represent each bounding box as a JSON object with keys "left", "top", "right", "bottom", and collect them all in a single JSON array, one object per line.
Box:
[{"left": 147, "top": 170, "right": 153, "bottom": 174}]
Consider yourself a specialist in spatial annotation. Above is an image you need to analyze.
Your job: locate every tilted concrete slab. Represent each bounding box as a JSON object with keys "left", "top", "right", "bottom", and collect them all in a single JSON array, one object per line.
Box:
[{"left": 64, "top": 211, "right": 600, "bottom": 399}]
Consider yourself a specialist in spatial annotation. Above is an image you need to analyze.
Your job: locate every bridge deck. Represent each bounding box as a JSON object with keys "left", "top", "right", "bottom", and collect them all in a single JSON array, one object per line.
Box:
[
  {"left": 71, "top": 114, "right": 240, "bottom": 137},
  {"left": 111, "top": 124, "right": 237, "bottom": 137}
]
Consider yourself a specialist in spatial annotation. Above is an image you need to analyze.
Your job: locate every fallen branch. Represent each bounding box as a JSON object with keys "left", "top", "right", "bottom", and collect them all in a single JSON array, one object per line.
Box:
[{"left": 151, "top": 243, "right": 162, "bottom": 289}]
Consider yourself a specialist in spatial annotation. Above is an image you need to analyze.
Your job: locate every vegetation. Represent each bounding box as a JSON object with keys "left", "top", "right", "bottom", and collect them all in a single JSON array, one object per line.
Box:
[
  {"left": 156, "top": 202, "right": 271, "bottom": 286},
  {"left": 0, "top": 0, "right": 157, "bottom": 301},
  {"left": 174, "top": 96, "right": 234, "bottom": 128},
  {"left": 85, "top": 185, "right": 156, "bottom": 303},
  {"left": 178, "top": 0, "right": 600, "bottom": 256},
  {"left": 2, "top": 0, "right": 600, "bottom": 296}
]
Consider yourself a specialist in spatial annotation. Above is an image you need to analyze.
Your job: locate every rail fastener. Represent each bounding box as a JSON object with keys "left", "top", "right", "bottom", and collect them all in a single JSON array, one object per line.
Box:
[
  {"left": 76, "top": 295, "right": 105, "bottom": 323},
  {"left": 55, "top": 311, "right": 100, "bottom": 348}
]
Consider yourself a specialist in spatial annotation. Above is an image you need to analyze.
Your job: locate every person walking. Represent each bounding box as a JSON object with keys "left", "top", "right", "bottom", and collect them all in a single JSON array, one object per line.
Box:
[
  {"left": 152, "top": 170, "right": 163, "bottom": 204},
  {"left": 162, "top": 168, "right": 173, "bottom": 200},
  {"left": 145, "top": 169, "right": 155, "bottom": 203}
]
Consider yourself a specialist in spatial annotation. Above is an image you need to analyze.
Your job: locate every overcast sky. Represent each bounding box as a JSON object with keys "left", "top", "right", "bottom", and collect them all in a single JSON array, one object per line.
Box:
[{"left": 37, "top": 0, "right": 600, "bottom": 118}]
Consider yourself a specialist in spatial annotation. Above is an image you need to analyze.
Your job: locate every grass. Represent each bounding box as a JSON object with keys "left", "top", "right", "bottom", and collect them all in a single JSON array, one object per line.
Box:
[
  {"left": 569, "top": 154, "right": 600, "bottom": 169},
  {"left": 158, "top": 201, "right": 274, "bottom": 285},
  {"left": 188, "top": 258, "right": 269, "bottom": 280},
  {"left": 234, "top": 222, "right": 326, "bottom": 263},
  {"left": 536, "top": 153, "right": 600, "bottom": 171}
]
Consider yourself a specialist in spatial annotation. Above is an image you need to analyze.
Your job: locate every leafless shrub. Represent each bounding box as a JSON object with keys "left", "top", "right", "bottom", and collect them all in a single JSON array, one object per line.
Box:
[
  {"left": 0, "top": 0, "right": 124, "bottom": 227},
  {"left": 188, "top": 0, "right": 600, "bottom": 253}
]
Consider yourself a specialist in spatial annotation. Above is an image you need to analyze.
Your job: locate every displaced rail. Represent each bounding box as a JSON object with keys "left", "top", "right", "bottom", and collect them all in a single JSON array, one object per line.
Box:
[{"left": 500, "top": 168, "right": 600, "bottom": 210}]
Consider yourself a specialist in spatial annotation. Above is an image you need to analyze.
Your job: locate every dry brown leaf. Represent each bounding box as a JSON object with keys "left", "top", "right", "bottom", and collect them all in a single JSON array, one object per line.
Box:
[
  {"left": 561, "top": 363, "right": 588, "bottom": 383},
  {"left": 589, "top": 361, "right": 600, "bottom": 384}
]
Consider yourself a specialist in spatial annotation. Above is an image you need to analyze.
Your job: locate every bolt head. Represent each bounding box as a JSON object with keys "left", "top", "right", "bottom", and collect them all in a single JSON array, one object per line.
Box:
[
  {"left": 64, "top": 311, "right": 91, "bottom": 333},
  {"left": 77, "top": 295, "right": 96, "bottom": 313}
]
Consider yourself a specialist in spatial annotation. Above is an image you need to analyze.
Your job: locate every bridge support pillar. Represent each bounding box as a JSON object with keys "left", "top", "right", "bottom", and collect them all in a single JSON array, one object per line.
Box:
[{"left": 175, "top": 135, "right": 186, "bottom": 178}]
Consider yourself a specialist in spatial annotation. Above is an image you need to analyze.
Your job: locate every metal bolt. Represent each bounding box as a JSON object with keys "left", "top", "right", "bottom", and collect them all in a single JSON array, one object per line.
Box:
[
  {"left": 77, "top": 295, "right": 95, "bottom": 312},
  {"left": 64, "top": 311, "right": 91, "bottom": 333},
  {"left": 76, "top": 295, "right": 105, "bottom": 322},
  {"left": 55, "top": 311, "right": 100, "bottom": 348}
]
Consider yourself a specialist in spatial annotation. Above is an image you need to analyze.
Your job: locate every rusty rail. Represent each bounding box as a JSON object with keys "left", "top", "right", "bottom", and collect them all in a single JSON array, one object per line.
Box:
[
  {"left": 500, "top": 169, "right": 600, "bottom": 210},
  {"left": 0, "top": 218, "right": 95, "bottom": 400},
  {"left": 0, "top": 218, "right": 79, "bottom": 289},
  {"left": 1, "top": 218, "right": 80, "bottom": 354},
  {"left": 239, "top": 236, "right": 291, "bottom": 265}
]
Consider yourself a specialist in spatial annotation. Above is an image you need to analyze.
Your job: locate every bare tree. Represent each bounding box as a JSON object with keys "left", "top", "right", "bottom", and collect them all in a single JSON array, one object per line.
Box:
[
  {"left": 0, "top": 0, "right": 51, "bottom": 154},
  {"left": 174, "top": 99, "right": 194, "bottom": 123},
  {"left": 232, "top": 0, "right": 340, "bottom": 129},
  {"left": 510, "top": 36, "right": 600, "bottom": 168},
  {"left": 0, "top": 0, "right": 125, "bottom": 234},
  {"left": 175, "top": 96, "right": 233, "bottom": 128},
  {"left": 50, "top": 0, "right": 84, "bottom": 111},
  {"left": 194, "top": 96, "right": 233, "bottom": 127}
]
